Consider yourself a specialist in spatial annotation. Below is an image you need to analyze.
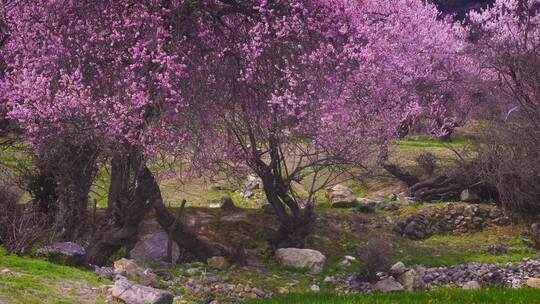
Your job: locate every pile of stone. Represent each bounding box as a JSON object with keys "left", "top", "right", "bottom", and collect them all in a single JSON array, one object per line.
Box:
[
  {"left": 98, "top": 258, "right": 272, "bottom": 304},
  {"left": 99, "top": 258, "right": 174, "bottom": 304},
  {"left": 339, "top": 258, "right": 540, "bottom": 294},
  {"left": 395, "top": 203, "right": 511, "bottom": 240}
]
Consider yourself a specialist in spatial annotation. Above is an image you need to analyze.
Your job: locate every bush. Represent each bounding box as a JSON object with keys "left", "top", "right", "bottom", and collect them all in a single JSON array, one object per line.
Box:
[
  {"left": 475, "top": 123, "right": 540, "bottom": 212},
  {"left": 415, "top": 152, "right": 438, "bottom": 177},
  {"left": 356, "top": 237, "right": 393, "bottom": 282},
  {"left": 0, "top": 171, "right": 48, "bottom": 254}
]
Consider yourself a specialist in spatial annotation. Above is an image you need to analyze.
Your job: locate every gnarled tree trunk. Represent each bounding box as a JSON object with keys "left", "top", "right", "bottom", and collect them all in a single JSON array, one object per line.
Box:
[{"left": 85, "top": 148, "right": 223, "bottom": 266}]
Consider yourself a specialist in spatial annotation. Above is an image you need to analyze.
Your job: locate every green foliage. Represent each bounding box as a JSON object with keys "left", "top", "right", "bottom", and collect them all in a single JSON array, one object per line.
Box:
[{"left": 250, "top": 289, "right": 540, "bottom": 304}]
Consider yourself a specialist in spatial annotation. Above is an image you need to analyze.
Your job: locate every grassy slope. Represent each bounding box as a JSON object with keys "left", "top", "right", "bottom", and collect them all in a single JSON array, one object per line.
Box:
[
  {"left": 250, "top": 289, "right": 540, "bottom": 304},
  {"left": 0, "top": 248, "right": 107, "bottom": 304}
]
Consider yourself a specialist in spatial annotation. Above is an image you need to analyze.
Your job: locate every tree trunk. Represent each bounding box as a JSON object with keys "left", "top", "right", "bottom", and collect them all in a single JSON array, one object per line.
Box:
[
  {"left": 85, "top": 150, "right": 221, "bottom": 266},
  {"left": 84, "top": 150, "right": 150, "bottom": 266},
  {"left": 258, "top": 165, "right": 315, "bottom": 251}
]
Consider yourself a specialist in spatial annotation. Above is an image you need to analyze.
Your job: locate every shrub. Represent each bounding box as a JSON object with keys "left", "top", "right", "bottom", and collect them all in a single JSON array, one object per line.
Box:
[
  {"left": 356, "top": 237, "right": 393, "bottom": 283},
  {"left": 0, "top": 170, "right": 48, "bottom": 254}
]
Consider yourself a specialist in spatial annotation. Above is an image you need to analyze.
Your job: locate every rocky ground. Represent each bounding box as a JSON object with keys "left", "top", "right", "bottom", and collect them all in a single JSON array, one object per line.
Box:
[{"left": 9, "top": 180, "right": 537, "bottom": 304}]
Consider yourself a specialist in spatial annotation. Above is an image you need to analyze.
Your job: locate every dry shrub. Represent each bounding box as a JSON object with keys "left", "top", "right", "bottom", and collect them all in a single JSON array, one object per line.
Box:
[
  {"left": 415, "top": 152, "right": 438, "bottom": 177},
  {"left": 356, "top": 237, "right": 393, "bottom": 283},
  {"left": 0, "top": 170, "right": 48, "bottom": 254},
  {"left": 475, "top": 122, "right": 540, "bottom": 212}
]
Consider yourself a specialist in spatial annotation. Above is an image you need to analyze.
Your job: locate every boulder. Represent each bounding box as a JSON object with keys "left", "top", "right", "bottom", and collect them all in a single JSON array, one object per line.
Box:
[
  {"left": 111, "top": 277, "right": 174, "bottom": 304},
  {"left": 275, "top": 248, "right": 326, "bottom": 274},
  {"left": 460, "top": 189, "right": 480, "bottom": 203},
  {"left": 399, "top": 269, "right": 425, "bottom": 291},
  {"left": 130, "top": 231, "right": 180, "bottom": 265},
  {"left": 390, "top": 261, "right": 407, "bottom": 275},
  {"left": 327, "top": 185, "right": 358, "bottom": 208},
  {"left": 37, "top": 242, "right": 85, "bottom": 266},
  {"left": 525, "top": 278, "right": 540, "bottom": 288},
  {"left": 374, "top": 278, "right": 404, "bottom": 293},
  {"left": 207, "top": 256, "right": 231, "bottom": 270},
  {"left": 462, "top": 280, "right": 481, "bottom": 290}
]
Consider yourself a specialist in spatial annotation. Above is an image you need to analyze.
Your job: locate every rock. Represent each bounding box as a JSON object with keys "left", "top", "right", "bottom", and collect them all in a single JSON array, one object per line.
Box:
[
  {"left": 113, "top": 258, "right": 159, "bottom": 287},
  {"left": 36, "top": 242, "right": 85, "bottom": 266},
  {"left": 399, "top": 269, "right": 425, "bottom": 291},
  {"left": 460, "top": 189, "right": 480, "bottom": 203},
  {"left": 397, "top": 196, "right": 418, "bottom": 206},
  {"left": 207, "top": 256, "right": 230, "bottom": 270},
  {"left": 0, "top": 268, "right": 13, "bottom": 276},
  {"left": 492, "top": 217, "right": 511, "bottom": 226},
  {"left": 338, "top": 256, "right": 355, "bottom": 268},
  {"left": 374, "top": 278, "right": 404, "bottom": 293},
  {"left": 310, "top": 284, "right": 320, "bottom": 292},
  {"left": 275, "top": 248, "right": 326, "bottom": 274},
  {"left": 327, "top": 184, "right": 358, "bottom": 208},
  {"left": 245, "top": 175, "right": 262, "bottom": 191},
  {"left": 390, "top": 262, "right": 407, "bottom": 275},
  {"left": 111, "top": 278, "right": 174, "bottom": 304},
  {"left": 130, "top": 231, "right": 180, "bottom": 265},
  {"left": 462, "top": 280, "right": 481, "bottom": 290},
  {"left": 93, "top": 266, "right": 114, "bottom": 280},
  {"left": 525, "top": 278, "right": 540, "bottom": 288},
  {"left": 277, "top": 287, "right": 289, "bottom": 294}
]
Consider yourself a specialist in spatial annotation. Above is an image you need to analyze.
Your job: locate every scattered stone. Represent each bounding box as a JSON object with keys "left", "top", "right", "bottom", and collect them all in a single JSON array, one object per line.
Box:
[
  {"left": 111, "top": 277, "right": 174, "bottom": 304},
  {"left": 327, "top": 184, "right": 358, "bottom": 208},
  {"left": 275, "top": 248, "right": 326, "bottom": 274},
  {"left": 374, "top": 278, "right": 404, "bottom": 293},
  {"left": 37, "top": 242, "right": 85, "bottom": 266},
  {"left": 207, "top": 256, "right": 231, "bottom": 270},
  {"left": 93, "top": 266, "right": 114, "bottom": 280},
  {"left": 310, "top": 284, "right": 320, "bottom": 292},
  {"left": 277, "top": 287, "right": 289, "bottom": 294},
  {"left": 460, "top": 189, "right": 481, "bottom": 203},
  {"left": 245, "top": 175, "right": 262, "bottom": 191},
  {"left": 397, "top": 195, "right": 419, "bottom": 206},
  {"left": 390, "top": 262, "right": 407, "bottom": 275},
  {"left": 525, "top": 278, "right": 540, "bottom": 288},
  {"left": 462, "top": 280, "right": 481, "bottom": 290},
  {"left": 113, "top": 258, "right": 159, "bottom": 287}
]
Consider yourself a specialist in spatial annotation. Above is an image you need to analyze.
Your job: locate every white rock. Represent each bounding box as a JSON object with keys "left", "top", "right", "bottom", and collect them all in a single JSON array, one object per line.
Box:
[
  {"left": 390, "top": 261, "right": 407, "bottom": 275},
  {"left": 374, "top": 278, "right": 404, "bottom": 293},
  {"left": 327, "top": 184, "right": 358, "bottom": 208},
  {"left": 462, "top": 280, "right": 481, "bottom": 290},
  {"left": 310, "top": 284, "right": 320, "bottom": 292},
  {"left": 275, "top": 248, "right": 326, "bottom": 274},
  {"left": 111, "top": 279, "right": 174, "bottom": 304}
]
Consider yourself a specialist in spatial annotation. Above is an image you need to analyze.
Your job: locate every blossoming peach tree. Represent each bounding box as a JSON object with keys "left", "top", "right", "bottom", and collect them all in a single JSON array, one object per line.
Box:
[{"left": 1, "top": 0, "right": 475, "bottom": 260}]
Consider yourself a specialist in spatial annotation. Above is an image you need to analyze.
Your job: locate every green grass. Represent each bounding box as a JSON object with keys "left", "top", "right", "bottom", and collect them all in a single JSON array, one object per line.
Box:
[
  {"left": 250, "top": 289, "right": 540, "bottom": 304},
  {"left": 0, "top": 247, "right": 107, "bottom": 304}
]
